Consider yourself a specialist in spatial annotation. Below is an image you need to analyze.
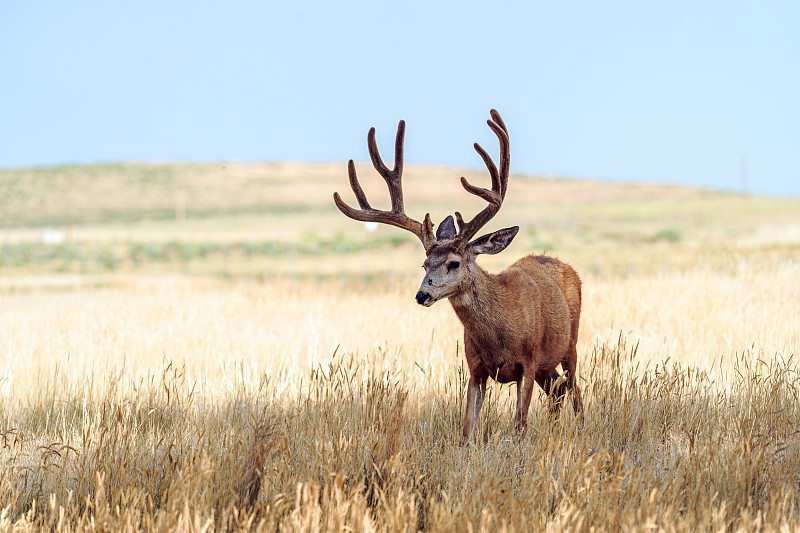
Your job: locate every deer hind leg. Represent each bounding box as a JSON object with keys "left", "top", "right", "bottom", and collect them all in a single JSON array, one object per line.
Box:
[
  {"left": 460, "top": 375, "right": 487, "bottom": 446},
  {"left": 536, "top": 369, "right": 567, "bottom": 417},
  {"left": 562, "top": 345, "right": 584, "bottom": 419}
]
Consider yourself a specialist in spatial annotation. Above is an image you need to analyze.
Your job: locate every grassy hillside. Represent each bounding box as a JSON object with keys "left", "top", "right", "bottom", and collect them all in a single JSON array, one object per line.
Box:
[
  {"left": 0, "top": 162, "right": 799, "bottom": 531},
  {"left": 1, "top": 162, "right": 798, "bottom": 282}
]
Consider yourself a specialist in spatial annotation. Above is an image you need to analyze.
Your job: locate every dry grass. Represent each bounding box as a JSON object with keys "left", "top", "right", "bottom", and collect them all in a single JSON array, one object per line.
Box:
[
  {"left": 0, "top": 162, "right": 799, "bottom": 531},
  {"left": 1, "top": 262, "right": 798, "bottom": 531}
]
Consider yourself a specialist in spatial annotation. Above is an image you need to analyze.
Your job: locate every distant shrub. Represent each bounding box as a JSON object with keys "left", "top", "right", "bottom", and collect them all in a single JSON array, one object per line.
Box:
[
  {"left": 97, "top": 247, "right": 119, "bottom": 271},
  {"left": 653, "top": 228, "right": 682, "bottom": 243}
]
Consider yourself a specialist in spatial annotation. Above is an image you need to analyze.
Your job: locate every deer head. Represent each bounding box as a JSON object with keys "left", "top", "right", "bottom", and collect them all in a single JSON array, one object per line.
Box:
[{"left": 334, "top": 109, "right": 518, "bottom": 306}]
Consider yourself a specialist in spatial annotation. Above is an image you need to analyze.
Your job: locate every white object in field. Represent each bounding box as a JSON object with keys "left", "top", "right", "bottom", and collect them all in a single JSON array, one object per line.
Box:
[
  {"left": 363, "top": 221, "right": 378, "bottom": 233},
  {"left": 41, "top": 229, "right": 65, "bottom": 244}
]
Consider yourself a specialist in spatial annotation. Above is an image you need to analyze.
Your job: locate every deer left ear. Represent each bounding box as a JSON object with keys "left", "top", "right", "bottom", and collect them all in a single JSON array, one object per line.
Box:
[{"left": 469, "top": 226, "right": 519, "bottom": 255}]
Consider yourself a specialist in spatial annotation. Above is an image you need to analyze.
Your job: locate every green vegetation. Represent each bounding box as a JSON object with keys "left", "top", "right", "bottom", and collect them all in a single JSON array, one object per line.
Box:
[{"left": 0, "top": 235, "right": 412, "bottom": 273}]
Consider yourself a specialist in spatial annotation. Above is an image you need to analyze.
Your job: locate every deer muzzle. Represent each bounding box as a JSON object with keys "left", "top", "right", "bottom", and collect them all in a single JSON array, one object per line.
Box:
[{"left": 415, "top": 290, "right": 433, "bottom": 306}]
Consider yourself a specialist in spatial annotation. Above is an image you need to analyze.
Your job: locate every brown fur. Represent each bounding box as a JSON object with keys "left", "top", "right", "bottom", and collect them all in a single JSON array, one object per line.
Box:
[{"left": 448, "top": 253, "right": 583, "bottom": 445}]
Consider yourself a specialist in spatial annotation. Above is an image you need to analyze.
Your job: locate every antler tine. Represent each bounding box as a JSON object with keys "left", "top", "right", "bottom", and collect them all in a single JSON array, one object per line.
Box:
[
  {"left": 333, "top": 120, "right": 436, "bottom": 250},
  {"left": 490, "top": 108, "right": 507, "bottom": 135},
  {"left": 490, "top": 110, "right": 510, "bottom": 197},
  {"left": 346, "top": 159, "right": 371, "bottom": 209},
  {"left": 454, "top": 110, "right": 511, "bottom": 246},
  {"left": 367, "top": 120, "right": 406, "bottom": 213}
]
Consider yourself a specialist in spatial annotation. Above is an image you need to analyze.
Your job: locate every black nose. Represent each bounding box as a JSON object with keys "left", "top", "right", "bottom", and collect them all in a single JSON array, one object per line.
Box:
[{"left": 415, "top": 291, "right": 432, "bottom": 305}]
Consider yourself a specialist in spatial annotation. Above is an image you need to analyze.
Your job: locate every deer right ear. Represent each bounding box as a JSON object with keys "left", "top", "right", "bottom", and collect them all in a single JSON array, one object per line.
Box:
[
  {"left": 435, "top": 215, "right": 457, "bottom": 241},
  {"left": 469, "top": 226, "right": 519, "bottom": 255}
]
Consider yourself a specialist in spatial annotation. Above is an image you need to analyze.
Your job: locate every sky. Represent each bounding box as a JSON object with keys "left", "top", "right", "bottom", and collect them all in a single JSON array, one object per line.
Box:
[{"left": 1, "top": 1, "right": 799, "bottom": 195}]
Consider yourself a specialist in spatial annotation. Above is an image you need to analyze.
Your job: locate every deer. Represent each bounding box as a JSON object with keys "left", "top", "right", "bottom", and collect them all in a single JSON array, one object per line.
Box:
[{"left": 333, "top": 110, "right": 583, "bottom": 445}]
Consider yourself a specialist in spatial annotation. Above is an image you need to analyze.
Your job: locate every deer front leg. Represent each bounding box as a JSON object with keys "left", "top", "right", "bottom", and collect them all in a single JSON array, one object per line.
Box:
[
  {"left": 460, "top": 375, "right": 487, "bottom": 446},
  {"left": 514, "top": 366, "right": 538, "bottom": 439}
]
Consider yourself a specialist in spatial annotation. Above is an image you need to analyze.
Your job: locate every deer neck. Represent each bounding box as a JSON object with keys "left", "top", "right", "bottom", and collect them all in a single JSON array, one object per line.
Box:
[{"left": 448, "top": 266, "right": 505, "bottom": 343}]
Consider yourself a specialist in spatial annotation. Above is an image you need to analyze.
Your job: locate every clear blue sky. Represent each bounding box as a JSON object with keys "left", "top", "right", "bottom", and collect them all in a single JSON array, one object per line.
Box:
[{"left": 2, "top": 1, "right": 799, "bottom": 195}]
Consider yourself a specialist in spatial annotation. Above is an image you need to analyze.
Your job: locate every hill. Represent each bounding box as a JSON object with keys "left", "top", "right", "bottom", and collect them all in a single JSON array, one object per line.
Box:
[{"left": 0, "top": 162, "right": 798, "bottom": 282}]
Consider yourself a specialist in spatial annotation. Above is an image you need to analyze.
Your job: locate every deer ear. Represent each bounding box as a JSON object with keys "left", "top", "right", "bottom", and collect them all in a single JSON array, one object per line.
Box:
[
  {"left": 435, "top": 215, "right": 457, "bottom": 241},
  {"left": 469, "top": 226, "right": 519, "bottom": 255}
]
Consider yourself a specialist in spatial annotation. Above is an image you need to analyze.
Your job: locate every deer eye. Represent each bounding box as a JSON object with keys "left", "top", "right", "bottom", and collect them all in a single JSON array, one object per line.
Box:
[{"left": 447, "top": 261, "right": 460, "bottom": 271}]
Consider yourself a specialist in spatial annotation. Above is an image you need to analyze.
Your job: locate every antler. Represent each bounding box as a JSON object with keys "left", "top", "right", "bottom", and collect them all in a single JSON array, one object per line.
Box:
[
  {"left": 333, "top": 120, "right": 436, "bottom": 250},
  {"left": 453, "top": 109, "right": 510, "bottom": 247}
]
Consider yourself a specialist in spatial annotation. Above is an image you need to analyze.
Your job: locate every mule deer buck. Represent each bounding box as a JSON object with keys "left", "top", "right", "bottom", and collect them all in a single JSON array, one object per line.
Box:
[{"left": 333, "top": 110, "right": 583, "bottom": 445}]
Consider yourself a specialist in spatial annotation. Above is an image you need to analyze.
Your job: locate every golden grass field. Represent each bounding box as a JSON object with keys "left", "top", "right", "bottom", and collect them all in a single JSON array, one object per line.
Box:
[{"left": 0, "top": 162, "right": 799, "bottom": 531}]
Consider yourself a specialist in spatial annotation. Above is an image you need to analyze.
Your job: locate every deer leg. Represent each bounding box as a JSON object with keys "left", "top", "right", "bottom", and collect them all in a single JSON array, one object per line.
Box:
[
  {"left": 514, "top": 366, "right": 537, "bottom": 439},
  {"left": 460, "top": 375, "right": 487, "bottom": 446},
  {"left": 563, "top": 345, "right": 584, "bottom": 420},
  {"left": 536, "top": 369, "right": 566, "bottom": 417}
]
